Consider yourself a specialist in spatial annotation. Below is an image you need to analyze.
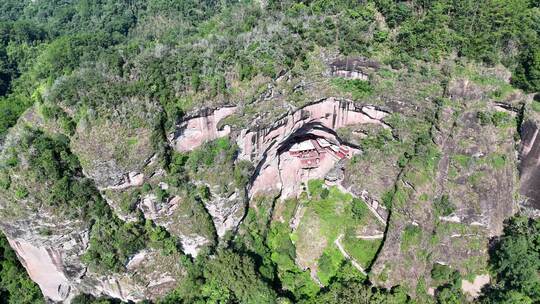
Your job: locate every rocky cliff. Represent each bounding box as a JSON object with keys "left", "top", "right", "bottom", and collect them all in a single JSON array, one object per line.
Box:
[{"left": 0, "top": 57, "right": 534, "bottom": 303}]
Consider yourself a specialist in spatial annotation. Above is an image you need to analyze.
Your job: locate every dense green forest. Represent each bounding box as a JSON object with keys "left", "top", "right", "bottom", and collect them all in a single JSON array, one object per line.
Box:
[
  {"left": 0, "top": 0, "right": 539, "bottom": 303},
  {"left": 0, "top": 0, "right": 538, "bottom": 140}
]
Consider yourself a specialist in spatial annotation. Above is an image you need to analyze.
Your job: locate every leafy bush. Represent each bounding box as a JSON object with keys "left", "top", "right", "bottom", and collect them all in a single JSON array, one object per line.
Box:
[
  {"left": 71, "top": 294, "right": 121, "bottom": 304},
  {"left": 312, "top": 278, "right": 411, "bottom": 304},
  {"left": 512, "top": 47, "right": 540, "bottom": 93},
  {"left": 330, "top": 78, "right": 373, "bottom": 99},
  {"left": 431, "top": 264, "right": 464, "bottom": 304},
  {"left": 477, "top": 111, "right": 513, "bottom": 127},
  {"left": 433, "top": 194, "right": 455, "bottom": 216},
  {"left": 351, "top": 198, "right": 367, "bottom": 219},
  {"left": 431, "top": 264, "right": 457, "bottom": 284}
]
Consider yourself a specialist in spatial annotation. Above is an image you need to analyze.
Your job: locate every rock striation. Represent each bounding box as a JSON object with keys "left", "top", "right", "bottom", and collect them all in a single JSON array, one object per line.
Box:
[
  {"left": 236, "top": 97, "right": 389, "bottom": 198},
  {"left": 519, "top": 119, "right": 540, "bottom": 215},
  {"left": 170, "top": 106, "right": 237, "bottom": 151}
]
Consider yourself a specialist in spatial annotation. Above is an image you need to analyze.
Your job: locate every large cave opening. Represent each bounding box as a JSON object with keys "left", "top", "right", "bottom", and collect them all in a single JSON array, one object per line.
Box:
[
  {"left": 243, "top": 99, "right": 390, "bottom": 199},
  {"left": 270, "top": 123, "right": 360, "bottom": 198}
]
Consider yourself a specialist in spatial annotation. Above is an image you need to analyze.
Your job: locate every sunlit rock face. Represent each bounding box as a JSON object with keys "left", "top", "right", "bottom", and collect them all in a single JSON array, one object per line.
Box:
[
  {"left": 519, "top": 120, "right": 540, "bottom": 215},
  {"left": 329, "top": 57, "right": 380, "bottom": 81},
  {"left": 236, "top": 97, "right": 389, "bottom": 198},
  {"left": 7, "top": 238, "right": 74, "bottom": 302},
  {"left": 170, "top": 106, "right": 237, "bottom": 151}
]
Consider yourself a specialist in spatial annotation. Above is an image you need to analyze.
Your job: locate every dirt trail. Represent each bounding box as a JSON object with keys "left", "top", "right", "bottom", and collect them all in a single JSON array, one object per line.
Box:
[
  {"left": 356, "top": 234, "right": 384, "bottom": 240},
  {"left": 462, "top": 274, "right": 490, "bottom": 298},
  {"left": 334, "top": 234, "right": 367, "bottom": 275}
]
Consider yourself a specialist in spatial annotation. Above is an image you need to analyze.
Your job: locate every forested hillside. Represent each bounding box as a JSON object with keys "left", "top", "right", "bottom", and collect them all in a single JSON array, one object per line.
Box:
[
  {"left": 0, "top": 0, "right": 539, "bottom": 303},
  {"left": 0, "top": 0, "right": 538, "bottom": 140}
]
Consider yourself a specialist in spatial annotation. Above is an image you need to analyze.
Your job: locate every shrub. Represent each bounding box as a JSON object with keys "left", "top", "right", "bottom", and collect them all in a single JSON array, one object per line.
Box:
[
  {"left": 382, "top": 191, "right": 394, "bottom": 209},
  {"left": 14, "top": 186, "right": 28, "bottom": 199},
  {"left": 320, "top": 187, "right": 330, "bottom": 199},
  {"left": 155, "top": 187, "right": 168, "bottom": 203},
  {"left": 401, "top": 224, "right": 422, "bottom": 251},
  {"left": 431, "top": 264, "right": 456, "bottom": 283},
  {"left": 141, "top": 183, "right": 152, "bottom": 193},
  {"left": 330, "top": 78, "right": 373, "bottom": 99},
  {"left": 433, "top": 194, "right": 455, "bottom": 216},
  {"left": 512, "top": 47, "right": 540, "bottom": 93},
  {"left": 477, "top": 111, "right": 492, "bottom": 126},
  {"left": 481, "top": 216, "right": 540, "bottom": 301},
  {"left": 197, "top": 185, "right": 211, "bottom": 201},
  {"left": 351, "top": 198, "right": 367, "bottom": 219}
]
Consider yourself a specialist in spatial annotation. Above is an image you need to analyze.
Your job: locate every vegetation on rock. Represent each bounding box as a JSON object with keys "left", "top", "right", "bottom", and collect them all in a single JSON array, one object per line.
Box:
[{"left": 0, "top": 0, "right": 538, "bottom": 303}]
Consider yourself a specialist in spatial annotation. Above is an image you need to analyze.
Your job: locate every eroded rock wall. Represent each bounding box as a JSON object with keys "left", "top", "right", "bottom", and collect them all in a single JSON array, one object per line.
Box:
[
  {"left": 237, "top": 97, "right": 389, "bottom": 198},
  {"left": 170, "top": 106, "right": 237, "bottom": 151},
  {"left": 519, "top": 119, "right": 540, "bottom": 214},
  {"left": 370, "top": 84, "right": 519, "bottom": 294}
]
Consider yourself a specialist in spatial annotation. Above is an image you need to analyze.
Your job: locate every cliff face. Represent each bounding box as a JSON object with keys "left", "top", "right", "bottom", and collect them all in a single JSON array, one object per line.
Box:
[
  {"left": 0, "top": 108, "right": 187, "bottom": 302},
  {"left": 369, "top": 77, "right": 521, "bottom": 295},
  {"left": 0, "top": 57, "right": 532, "bottom": 303},
  {"left": 236, "top": 97, "right": 389, "bottom": 198},
  {"left": 170, "top": 106, "right": 237, "bottom": 152},
  {"left": 519, "top": 119, "right": 540, "bottom": 215},
  {"left": 166, "top": 98, "right": 390, "bottom": 239}
]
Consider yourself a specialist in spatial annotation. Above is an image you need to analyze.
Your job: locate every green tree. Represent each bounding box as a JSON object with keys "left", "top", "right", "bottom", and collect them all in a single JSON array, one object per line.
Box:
[
  {"left": 480, "top": 216, "right": 540, "bottom": 302},
  {"left": 203, "top": 250, "right": 278, "bottom": 304},
  {"left": 512, "top": 47, "right": 540, "bottom": 93}
]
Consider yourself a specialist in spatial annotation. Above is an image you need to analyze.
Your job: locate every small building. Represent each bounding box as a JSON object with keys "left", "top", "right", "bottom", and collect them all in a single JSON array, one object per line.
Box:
[
  {"left": 288, "top": 137, "right": 354, "bottom": 169},
  {"left": 289, "top": 140, "right": 316, "bottom": 157}
]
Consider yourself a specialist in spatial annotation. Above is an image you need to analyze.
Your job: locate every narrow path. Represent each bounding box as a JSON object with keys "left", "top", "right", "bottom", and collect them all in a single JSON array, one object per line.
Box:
[
  {"left": 334, "top": 234, "right": 367, "bottom": 275},
  {"left": 289, "top": 203, "right": 304, "bottom": 231},
  {"left": 335, "top": 184, "right": 386, "bottom": 225},
  {"left": 356, "top": 234, "right": 384, "bottom": 240},
  {"left": 309, "top": 268, "right": 324, "bottom": 287}
]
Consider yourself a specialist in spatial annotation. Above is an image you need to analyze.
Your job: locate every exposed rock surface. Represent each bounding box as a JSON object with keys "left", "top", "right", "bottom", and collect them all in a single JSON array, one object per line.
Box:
[
  {"left": 7, "top": 238, "right": 73, "bottom": 302},
  {"left": 0, "top": 58, "right": 529, "bottom": 303},
  {"left": 71, "top": 97, "right": 162, "bottom": 189},
  {"left": 170, "top": 106, "right": 237, "bottom": 151},
  {"left": 519, "top": 119, "right": 540, "bottom": 214},
  {"left": 204, "top": 192, "right": 245, "bottom": 238},
  {"left": 99, "top": 172, "right": 144, "bottom": 191},
  {"left": 462, "top": 274, "right": 490, "bottom": 299},
  {"left": 167, "top": 98, "right": 389, "bottom": 242},
  {"left": 370, "top": 78, "right": 519, "bottom": 293},
  {"left": 329, "top": 57, "right": 380, "bottom": 80},
  {"left": 237, "top": 97, "right": 389, "bottom": 198},
  {"left": 0, "top": 109, "right": 187, "bottom": 302}
]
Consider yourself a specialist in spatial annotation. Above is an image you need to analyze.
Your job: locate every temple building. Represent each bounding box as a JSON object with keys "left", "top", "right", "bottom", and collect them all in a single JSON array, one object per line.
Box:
[{"left": 288, "top": 138, "right": 352, "bottom": 169}]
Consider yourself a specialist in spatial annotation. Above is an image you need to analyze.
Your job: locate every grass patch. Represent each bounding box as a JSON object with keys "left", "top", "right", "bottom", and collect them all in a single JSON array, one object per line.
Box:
[
  {"left": 488, "top": 83, "right": 515, "bottom": 101},
  {"left": 433, "top": 194, "right": 456, "bottom": 216},
  {"left": 451, "top": 154, "right": 472, "bottom": 168},
  {"left": 317, "top": 246, "right": 345, "bottom": 285},
  {"left": 401, "top": 224, "right": 422, "bottom": 251},
  {"left": 343, "top": 230, "right": 382, "bottom": 267},
  {"left": 468, "top": 171, "right": 485, "bottom": 187},
  {"left": 487, "top": 153, "right": 506, "bottom": 170},
  {"left": 126, "top": 137, "right": 138, "bottom": 146},
  {"left": 330, "top": 78, "right": 373, "bottom": 99},
  {"left": 293, "top": 180, "right": 382, "bottom": 284},
  {"left": 307, "top": 179, "right": 325, "bottom": 197},
  {"left": 532, "top": 101, "right": 540, "bottom": 112}
]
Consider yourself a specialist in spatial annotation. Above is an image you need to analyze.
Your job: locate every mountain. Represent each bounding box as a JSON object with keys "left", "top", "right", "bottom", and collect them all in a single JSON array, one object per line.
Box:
[{"left": 0, "top": 1, "right": 539, "bottom": 303}]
